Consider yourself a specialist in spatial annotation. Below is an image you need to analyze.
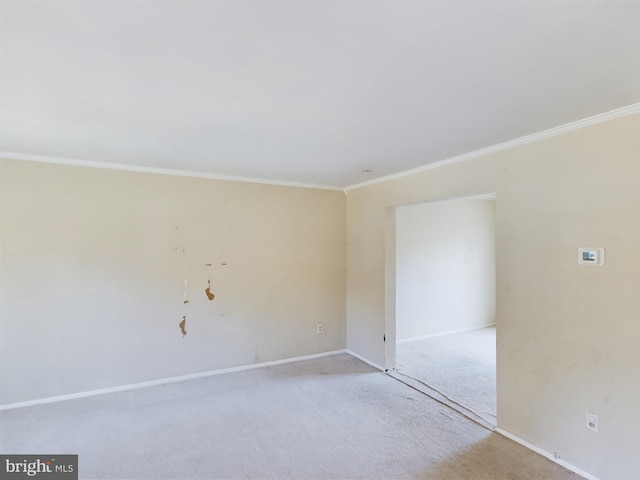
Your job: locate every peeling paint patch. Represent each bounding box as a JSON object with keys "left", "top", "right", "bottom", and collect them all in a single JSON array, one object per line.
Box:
[
  {"left": 183, "top": 300, "right": 189, "bottom": 304},
  {"left": 179, "top": 316, "right": 187, "bottom": 337},
  {"left": 205, "top": 280, "right": 215, "bottom": 301}
]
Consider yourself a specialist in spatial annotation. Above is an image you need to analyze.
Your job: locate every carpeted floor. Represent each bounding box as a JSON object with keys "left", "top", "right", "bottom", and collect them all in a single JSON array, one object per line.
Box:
[
  {"left": 396, "top": 326, "right": 496, "bottom": 426},
  {"left": 0, "top": 353, "right": 579, "bottom": 479}
]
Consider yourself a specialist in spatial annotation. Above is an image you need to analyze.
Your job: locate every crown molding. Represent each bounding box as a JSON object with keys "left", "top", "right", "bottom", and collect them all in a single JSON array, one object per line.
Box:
[
  {"left": 344, "top": 103, "right": 640, "bottom": 192},
  {"left": 3, "top": 103, "right": 637, "bottom": 193},
  {"left": 0, "top": 151, "right": 344, "bottom": 192}
]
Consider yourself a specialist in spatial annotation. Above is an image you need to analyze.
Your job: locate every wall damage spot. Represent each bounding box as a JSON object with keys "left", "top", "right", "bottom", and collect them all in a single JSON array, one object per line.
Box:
[
  {"left": 205, "top": 263, "right": 213, "bottom": 267},
  {"left": 179, "top": 316, "right": 187, "bottom": 337},
  {"left": 205, "top": 280, "right": 215, "bottom": 301},
  {"left": 183, "top": 300, "right": 189, "bottom": 304}
]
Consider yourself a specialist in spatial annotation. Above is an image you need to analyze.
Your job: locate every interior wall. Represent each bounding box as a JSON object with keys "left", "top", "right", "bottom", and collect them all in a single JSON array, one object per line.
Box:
[
  {"left": 346, "top": 112, "right": 640, "bottom": 480},
  {"left": 396, "top": 197, "right": 495, "bottom": 341},
  {"left": 0, "top": 159, "right": 346, "bottom": 405}
]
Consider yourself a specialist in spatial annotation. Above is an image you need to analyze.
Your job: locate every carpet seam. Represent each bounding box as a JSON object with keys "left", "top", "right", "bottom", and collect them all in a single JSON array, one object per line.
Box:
[
  {"left": 394, "top": 370, "right": 495, "bottom": 423},
  {"left": 384, "top": 371, "right": 496, "bottom": 433}
]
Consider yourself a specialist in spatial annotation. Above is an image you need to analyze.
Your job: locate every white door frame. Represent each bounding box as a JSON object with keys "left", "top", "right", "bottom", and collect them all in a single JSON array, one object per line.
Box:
[{"left": 383, "top": 192, "right": 497, "bottom": 371}]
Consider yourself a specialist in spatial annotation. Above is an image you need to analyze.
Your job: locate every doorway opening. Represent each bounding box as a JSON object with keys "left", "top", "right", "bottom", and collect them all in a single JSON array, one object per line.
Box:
[{"left": 385, "top": 194, "right": 497, "bottom": 428}]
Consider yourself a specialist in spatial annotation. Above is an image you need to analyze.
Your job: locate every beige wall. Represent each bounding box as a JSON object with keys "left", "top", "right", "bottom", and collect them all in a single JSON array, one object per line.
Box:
[
  {"left": 0, "top": 159, "right": 346, "bottom": 405},
  {"left": 396, "top": 197, "right": 495, "bottom": 341},
  {"left": 346, "top": 113, "right": 640, "bottom": 480}
]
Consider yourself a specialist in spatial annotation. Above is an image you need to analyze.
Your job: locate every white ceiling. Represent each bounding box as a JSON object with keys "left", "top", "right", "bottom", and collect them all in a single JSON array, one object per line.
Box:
[{"left": 1, "top": 1, "right": 639, "bottom": 188}]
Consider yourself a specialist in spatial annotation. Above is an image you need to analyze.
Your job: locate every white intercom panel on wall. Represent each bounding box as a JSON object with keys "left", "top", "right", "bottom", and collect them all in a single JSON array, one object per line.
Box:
[{"left": 578, "top": 248, "right": 605, "bottom": 266}]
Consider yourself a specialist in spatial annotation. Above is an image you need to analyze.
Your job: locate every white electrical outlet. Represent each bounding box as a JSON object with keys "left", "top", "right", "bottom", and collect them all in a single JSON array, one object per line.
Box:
[
  {"left": 586, "top": 412, "right": 599, "bottom": 432},
  {"left": 317, "top": 324, "right": 323, "bottom": 334}
]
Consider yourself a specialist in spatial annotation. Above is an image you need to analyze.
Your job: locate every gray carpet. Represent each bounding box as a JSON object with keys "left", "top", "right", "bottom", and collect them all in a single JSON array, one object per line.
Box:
[
  {"left": 0, "top": 353, "right": 579, "bottom": 479},
  {"left": 396, "top": 326, "right": 496, "bottom": 425}
]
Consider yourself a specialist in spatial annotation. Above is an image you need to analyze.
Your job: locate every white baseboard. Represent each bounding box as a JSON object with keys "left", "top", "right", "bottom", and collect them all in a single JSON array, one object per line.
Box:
[
  {"left": 495, "top": 428, "right": 599, "bottom": 480},
  {"left": 0, "top": 349, "right": 347, "bottom": 411},
  {"left": 345, "top": 349, "right": 385, "bottom": 371},
  {"left": 397, "top": 323, "right": 496, "bottom": 343}
]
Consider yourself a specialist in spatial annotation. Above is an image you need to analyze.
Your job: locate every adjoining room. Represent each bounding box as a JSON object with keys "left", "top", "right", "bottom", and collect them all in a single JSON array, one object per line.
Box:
[{"left": 393, "top": 195, "right": 496, "bottom": 426}]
